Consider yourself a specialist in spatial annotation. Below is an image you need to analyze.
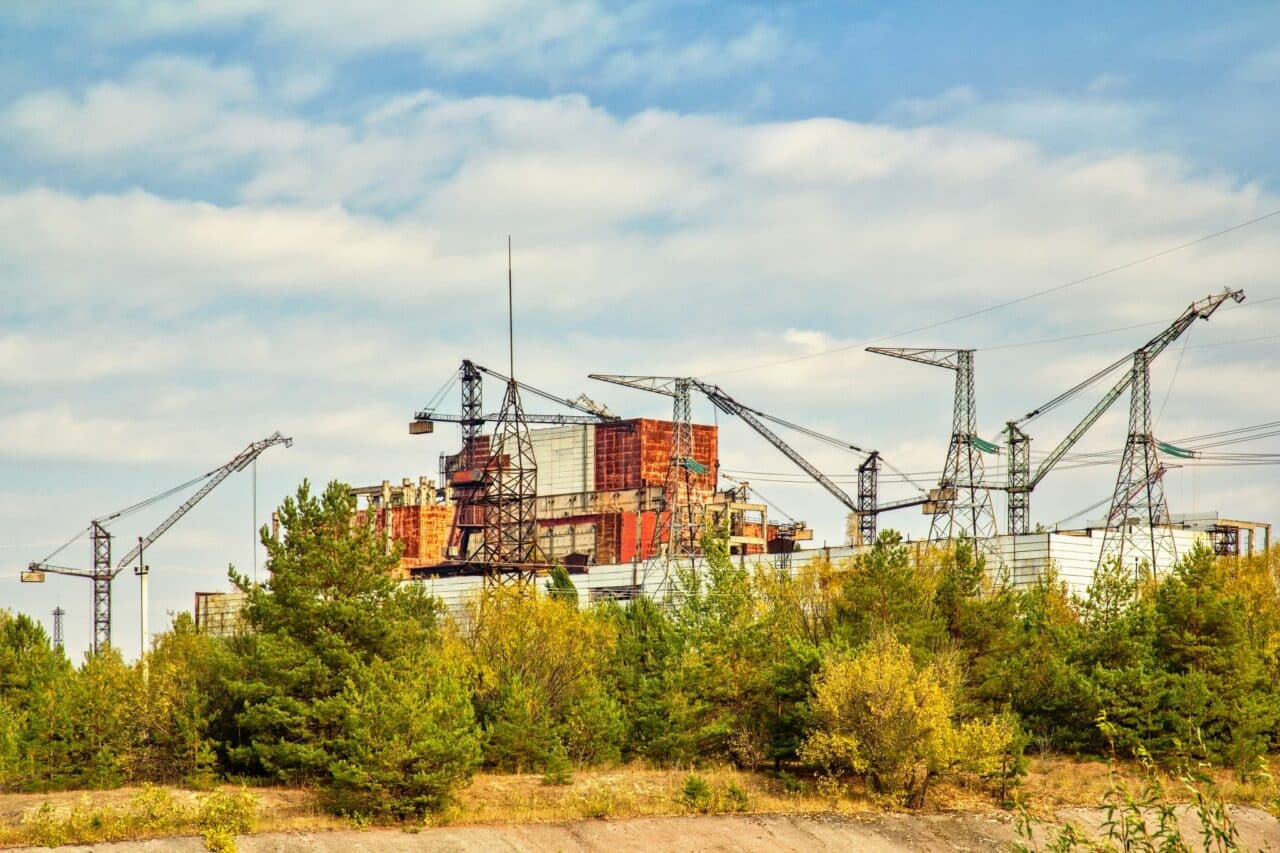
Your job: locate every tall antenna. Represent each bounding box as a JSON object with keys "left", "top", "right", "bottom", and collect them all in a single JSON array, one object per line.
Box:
[{"left": 508, "top": 235, "right": 515, "bottom": 377}]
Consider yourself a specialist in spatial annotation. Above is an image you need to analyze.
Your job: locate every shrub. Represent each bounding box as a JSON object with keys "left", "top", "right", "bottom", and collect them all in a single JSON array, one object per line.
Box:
[
  {"left": 801, "top": 631, "right": 1013, "bottom": 806},
  {"left": 197, "top": 789, "right": 257, "bottom": 853},
  {"left": 681, "top": 773, "right": 713, "bottom": 812},
  {"left": 325, "top": 655, "right": 481, "bottom": 819}
]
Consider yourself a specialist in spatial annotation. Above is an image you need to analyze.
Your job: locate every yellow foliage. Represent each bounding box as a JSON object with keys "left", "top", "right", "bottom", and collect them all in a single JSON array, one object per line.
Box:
[
  {"left": 801, "top": 632, "right": 1011, "bottom": 803},
  {"left": 452, "top": 584, "right": 615, "bottom": 710}
]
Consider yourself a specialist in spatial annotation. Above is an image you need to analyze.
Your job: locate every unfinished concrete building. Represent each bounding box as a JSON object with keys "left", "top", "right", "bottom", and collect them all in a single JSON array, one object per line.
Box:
[{"left": 351, "top": 417, "right": 809, "bottom": 579}]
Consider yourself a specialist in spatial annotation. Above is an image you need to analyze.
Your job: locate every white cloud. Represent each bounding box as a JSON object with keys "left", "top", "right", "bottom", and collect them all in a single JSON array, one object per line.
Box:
[
  {"left": 885, "top": 84, "right": 1162, "bottom": 153},
  {"left": 597, "top": 22, "right": 787, "bottom": 88},
  {"left": 3, "top": 67, "right": 1280, "bottom": 644},
  {"left": 4, "top": 83, "right": 1276, "bottom": 333}
]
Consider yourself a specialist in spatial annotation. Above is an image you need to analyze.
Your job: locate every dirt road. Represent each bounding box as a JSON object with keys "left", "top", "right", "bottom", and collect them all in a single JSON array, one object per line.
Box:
[{"left": 13, "top": 808, "right": 1280, "bottom": 852}]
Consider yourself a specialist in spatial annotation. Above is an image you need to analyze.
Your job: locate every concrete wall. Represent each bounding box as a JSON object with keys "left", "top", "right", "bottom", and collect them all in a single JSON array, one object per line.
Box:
[
  {"left": 530, "top": 424, "right": 595, "bottom": 497},
  {"left": 408, "top": 526, "right": 1212, "bottom": 612},
  {"left": 993, "top": 528, "right": 1208, "bottom": 596}
]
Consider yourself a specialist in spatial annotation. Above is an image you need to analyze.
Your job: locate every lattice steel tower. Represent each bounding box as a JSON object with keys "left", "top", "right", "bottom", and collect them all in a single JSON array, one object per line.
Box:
[
  {"left": 1098, "top": 350, "right": 1177, "bottom": 572},
  {"left": 51, "top": 607, "right": 65, "bottom": 652},
  {"left": 867, "top": 348, "right": 997, "bottom": 541},
  {"left": 90, "top": 521, "right": 112, "bottom": 652},
  {"left": 663, "top": 378, "right": 707, "bottom": 561},
  {"left": 856, "top": 452, "right": 880, "bottom": 546}
]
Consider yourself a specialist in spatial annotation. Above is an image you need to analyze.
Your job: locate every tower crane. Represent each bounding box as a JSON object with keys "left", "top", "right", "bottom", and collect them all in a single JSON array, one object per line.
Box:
[
  {"left": 409, "top": 359, "right": 618, "bottom": 562},
  {"left": 410, "top": 359, "right": 616, "bottom": 435},
  {"left": 1001, "top": 287, "right": 1243, "bottom": 535},
  {"left": 589, "top": 375, "right": 930, "bottom": 548},
  {"left": 23, "top": 432, "right": 292, "bottom": 654},
  {"left": 866, "top": 349, "right": 998, "bottom": 542}
]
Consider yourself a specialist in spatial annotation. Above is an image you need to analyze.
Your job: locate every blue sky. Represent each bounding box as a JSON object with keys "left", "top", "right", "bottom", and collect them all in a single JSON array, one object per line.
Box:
[{"left": 2, "top": 1, "right": 1279, "bottom": 660}]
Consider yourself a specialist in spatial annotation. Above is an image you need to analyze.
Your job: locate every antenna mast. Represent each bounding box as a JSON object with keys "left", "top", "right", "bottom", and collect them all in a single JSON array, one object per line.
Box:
[{"left": 479, "top": 237, "right": 542, "bottom": 582}]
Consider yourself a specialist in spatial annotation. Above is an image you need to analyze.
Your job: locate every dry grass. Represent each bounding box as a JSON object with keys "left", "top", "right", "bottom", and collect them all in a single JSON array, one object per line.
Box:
[
  {"left": 0, "top": 756, "right": 1275, "bottom": 848},
  {"left": 443, "top": 766, "right": 870, "bottom": 826},
  {"left": 1019, "top": 755, "right": 1280, "bottom": 816}
]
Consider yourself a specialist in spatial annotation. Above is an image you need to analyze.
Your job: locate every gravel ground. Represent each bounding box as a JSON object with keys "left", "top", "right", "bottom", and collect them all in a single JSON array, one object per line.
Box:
[{"left": 12, "top": 807, "right": 1280, "bottom": 852}]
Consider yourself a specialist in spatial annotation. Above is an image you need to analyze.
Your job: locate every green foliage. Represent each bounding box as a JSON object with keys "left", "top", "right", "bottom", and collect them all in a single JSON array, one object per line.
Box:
[
  {"left": 6, "top": 785, "right": 251, "bottom": 850},
  {"left": 144, "top": 614, "right": 235, "bottom": 785},
  {"left": 226, "top": 479, "right": 448, "bottom": 785},
  {"left": 545, "top": 565, "right": 579, "bottom": 608},
  {"left": 325, "top": 654, "right": 481, "bottom": 819},
  {"left": 835, "top": 531, "right": 946, "bottom": 657},
  {"left": 1015, "top": 722, "right": 1241, "bottom": 852},
  {"left": 197, "top": 789, "right": 258, "bottom": 853},
  {"left": 8, "top": 478, "right": 1280, "bottom": 835},
  {"left": 457, "top": 583, "right": 623, "bottom": 772},
  {"left": 681, "top": 773, "right": 712, "bottom": 812}
]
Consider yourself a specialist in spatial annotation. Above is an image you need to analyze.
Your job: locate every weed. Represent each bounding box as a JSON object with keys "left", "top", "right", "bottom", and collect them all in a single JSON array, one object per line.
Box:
[
  {"left": 724, "top": 782, "right": 750, "bottom": 812},
  {"left": 681, "top": 773, "right": 713, "bottom": 813},
  {"left": 577, "top": 785, "right": 618, "bottom": 819},
  {"left": 1015, "top": 722, "right": 1243, "bottom": 852},
  {"left": 815, "top": 774, "right": 846, "bottom": 808},
  {"left": 776, "top": 769, "right": 804, "bottom": 794},
  {"left": 541, "top": 757, "right": 574, "bottom": 786},
  {"left": 197, "top": 788, "right": 258, "bottom": 853}
]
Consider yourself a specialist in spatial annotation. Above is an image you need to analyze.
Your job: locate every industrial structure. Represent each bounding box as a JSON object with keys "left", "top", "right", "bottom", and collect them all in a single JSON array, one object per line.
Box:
[
  {"left": 340, "top": 287, "right": 1264, "bottom": 603},
  {"left": 1000, "top": 289, "right": 1243, "bottom": 546},
  {"left": 24, "top": 432, "right": 291, "bottom": 652},
  {"left": 866, "top": 348, "right": 999, "bottom": 542},
  {"left": 175, "top": 283, "right": 1274, "bottom": 644}
]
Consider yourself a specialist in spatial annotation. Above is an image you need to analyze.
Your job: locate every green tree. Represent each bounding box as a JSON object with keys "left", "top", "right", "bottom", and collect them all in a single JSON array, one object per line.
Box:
[
  {"left": 544, "top": 565, "right": 579, "bottom": 608},
  {"left": 143, "top": 614, "right": 236, "bottom": 784},
  {"left": 226, "top": 479, "right": 448, "bottom": 784},
  {"left": 327, "top": 653, "right": 481, "bottom": 818},
  {"left": 23, "top": 648, "right": 147, "bottom": 789},
  {"left": 930, "top": 540, "right": 1021, "bottom": 715},
  {"left": 598, "top": 596, "right": 683, "bottom": 761},
  {"left": 834, "top": 531, "right": 945, "bottom": 657},
  {"left": 1152, "top": 543, "right": 1276, "bottom": 767},
  {"left": 992, "top": 569, "right": 1089, "bottom": 754},
  {"left": 457, "top": 584, "right": 623, "bottom": 771}
]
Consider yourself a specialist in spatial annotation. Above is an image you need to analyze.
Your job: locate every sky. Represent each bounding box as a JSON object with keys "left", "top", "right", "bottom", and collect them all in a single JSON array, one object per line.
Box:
[{"left": 2, "top": 1, "right": 1279, "bottom": 661}]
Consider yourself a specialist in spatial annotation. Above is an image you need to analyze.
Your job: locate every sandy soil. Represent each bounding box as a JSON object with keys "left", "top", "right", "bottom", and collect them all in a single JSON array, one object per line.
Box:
[{"left": 10, "top": 808, "right": 1280, "bottom": 852}]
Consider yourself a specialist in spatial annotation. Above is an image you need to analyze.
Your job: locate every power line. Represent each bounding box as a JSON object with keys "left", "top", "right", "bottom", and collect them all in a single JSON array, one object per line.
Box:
[
  {"left": 699, "top": 206, "right": 1280, "bottom": 378},
  {"left": 979, "top": 320, "right": 1165, "bottom": 352}
]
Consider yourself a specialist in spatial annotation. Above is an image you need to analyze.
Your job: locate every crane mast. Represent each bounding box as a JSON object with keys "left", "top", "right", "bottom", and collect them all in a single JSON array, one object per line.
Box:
[
  {"left": 866, "top": 348, "right": 998, "bottom": 542},
  {"left": 1003, "top": 287, "right": 1243, "bottom": 534}
]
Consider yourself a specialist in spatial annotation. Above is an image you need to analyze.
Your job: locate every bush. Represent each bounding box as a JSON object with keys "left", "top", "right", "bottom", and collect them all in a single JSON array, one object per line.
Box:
[
  {"left": 801, "top": 631, "right": 1013, "bottom": 806},
  {"left": 197, "top": 789, "right": 257, "bottom": 853},
  {"left": 681, "top": 773, "right": 713, "bottom": 812},
  {"left": 725, "top": 782, "right": 750, "bottom": 812}
]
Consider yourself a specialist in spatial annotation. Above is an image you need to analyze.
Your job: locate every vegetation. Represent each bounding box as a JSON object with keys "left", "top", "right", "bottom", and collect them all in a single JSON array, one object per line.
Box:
[{"left": 2, "top": 478, "right": 1279, "bottom": 841}]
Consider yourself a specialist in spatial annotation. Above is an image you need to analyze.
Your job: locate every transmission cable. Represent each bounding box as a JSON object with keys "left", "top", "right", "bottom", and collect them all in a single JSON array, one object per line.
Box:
[
  {"left": 36, "top": 525, "right": 93, "bottom": 566},
  {"left": 698, "top": 207, "right": 1280, "bottom": 379}
]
